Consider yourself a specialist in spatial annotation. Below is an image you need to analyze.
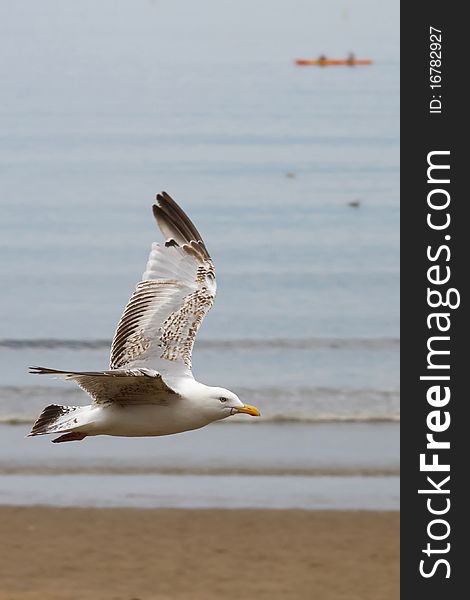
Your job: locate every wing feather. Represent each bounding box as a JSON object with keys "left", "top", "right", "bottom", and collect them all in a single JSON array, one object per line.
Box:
[
  {"left": 109, "top": 193, "right": 216, "bottom": 376},
  {"left": 29, "top": 366, "right": 177, "bottom": 405}
]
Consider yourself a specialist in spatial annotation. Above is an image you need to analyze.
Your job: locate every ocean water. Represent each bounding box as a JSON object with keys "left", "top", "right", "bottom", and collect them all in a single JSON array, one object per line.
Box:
[
  {"left": 0, "top": 422, "right": 399, "bottom": 509},
  {"left": 0, "top": 0, "right": 399, "bottom": 508}
]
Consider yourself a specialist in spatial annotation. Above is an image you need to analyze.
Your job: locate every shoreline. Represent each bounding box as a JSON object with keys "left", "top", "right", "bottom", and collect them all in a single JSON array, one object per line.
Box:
[
  {"left": 1, "top": 473, "right": 399, "bottom": 510},
  {"left": 0, "top": 422, "right": 399, "bottom": 510},
  {"left": 0, "top": 506, "right": 399, "bottom": 600}
]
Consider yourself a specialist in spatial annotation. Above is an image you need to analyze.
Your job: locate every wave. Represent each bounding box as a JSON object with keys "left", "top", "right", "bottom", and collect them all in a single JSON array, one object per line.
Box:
[
  {"left": 0, "top": 384, "right": 400, "bottom": 425},
  {"left": 0, "top": 414, "right": 400, "bottom": 426},
  {"left": 0, "top": 465, "right": 400, "bottom": 477},
  {"left": 0, "top": 336, "right": 400, "bottom": 351}
]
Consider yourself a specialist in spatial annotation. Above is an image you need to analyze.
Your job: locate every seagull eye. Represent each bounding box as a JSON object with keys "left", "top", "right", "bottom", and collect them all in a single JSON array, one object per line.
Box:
[{"left": 219, "top": 397, "right": 228, "bottom": 403}]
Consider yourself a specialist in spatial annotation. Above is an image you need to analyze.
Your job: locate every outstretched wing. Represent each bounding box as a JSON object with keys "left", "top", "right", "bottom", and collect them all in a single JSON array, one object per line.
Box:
[
  {"left": 29, "top": 366, "right": 178, "bottom": 405},
  {"left": 109, "top": 192, "right": 216, "bottom": 378}
]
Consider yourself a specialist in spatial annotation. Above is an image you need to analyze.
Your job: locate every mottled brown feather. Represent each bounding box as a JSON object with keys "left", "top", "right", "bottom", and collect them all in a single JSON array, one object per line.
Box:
[{"left": 109, "top": 194, "right": 216, "bottom": 373}]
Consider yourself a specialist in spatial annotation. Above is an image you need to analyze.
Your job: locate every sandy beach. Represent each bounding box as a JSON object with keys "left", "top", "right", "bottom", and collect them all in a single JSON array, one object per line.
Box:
[{"left": 0, "top": 507, "right": 398, "bottom": 600}]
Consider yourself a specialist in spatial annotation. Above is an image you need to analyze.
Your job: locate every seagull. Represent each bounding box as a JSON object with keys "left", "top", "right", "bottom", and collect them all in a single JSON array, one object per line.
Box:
[{"left": 29, "top": 192, "right": 260, "bottom": 443}]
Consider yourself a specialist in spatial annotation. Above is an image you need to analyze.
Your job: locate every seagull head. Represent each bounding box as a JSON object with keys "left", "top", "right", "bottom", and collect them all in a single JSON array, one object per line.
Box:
[{"left": 203, "top": 386, "right": 260, "bottom": 421}]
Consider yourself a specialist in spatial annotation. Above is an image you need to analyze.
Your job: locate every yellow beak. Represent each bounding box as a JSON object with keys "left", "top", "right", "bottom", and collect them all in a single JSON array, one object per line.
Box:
[{"left": 235, "top": 404, "right": 261, "bottom": 417}]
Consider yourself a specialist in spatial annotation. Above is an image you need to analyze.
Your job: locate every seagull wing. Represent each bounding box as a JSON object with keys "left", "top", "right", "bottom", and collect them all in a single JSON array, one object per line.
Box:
[
  {"left": 109, "top": 192, "right": 217, "bottom": 379},
  {"left": 29, "top": 366, "right": 178, "bottom": 405}
]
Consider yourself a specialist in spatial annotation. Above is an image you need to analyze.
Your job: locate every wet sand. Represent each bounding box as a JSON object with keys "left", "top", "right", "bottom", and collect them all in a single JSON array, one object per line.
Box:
[{"left": 0, "top": 507, "right": 399, "bottom": 600}]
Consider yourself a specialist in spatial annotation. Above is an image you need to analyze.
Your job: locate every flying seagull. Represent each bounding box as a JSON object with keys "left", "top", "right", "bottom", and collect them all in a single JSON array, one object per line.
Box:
[{"left": 29, "top": 192, "right": 260, "bottom": 443}]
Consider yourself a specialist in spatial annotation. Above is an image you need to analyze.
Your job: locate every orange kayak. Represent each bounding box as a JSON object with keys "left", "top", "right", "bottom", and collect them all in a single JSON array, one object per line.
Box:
[{"left": 295, "top": 59, "right": 373, "bottom": 66}]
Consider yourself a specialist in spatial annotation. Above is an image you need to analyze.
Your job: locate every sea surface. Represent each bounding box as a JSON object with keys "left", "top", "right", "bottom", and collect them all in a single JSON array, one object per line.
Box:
[{"left": 0, "top": 0, "right": 399, "bottom": 509}]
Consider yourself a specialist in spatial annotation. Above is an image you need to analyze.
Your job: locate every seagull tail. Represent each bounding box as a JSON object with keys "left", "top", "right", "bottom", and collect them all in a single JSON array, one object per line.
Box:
[{"left": 28, "top": 404, "right": 89, "bottom": 443}]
